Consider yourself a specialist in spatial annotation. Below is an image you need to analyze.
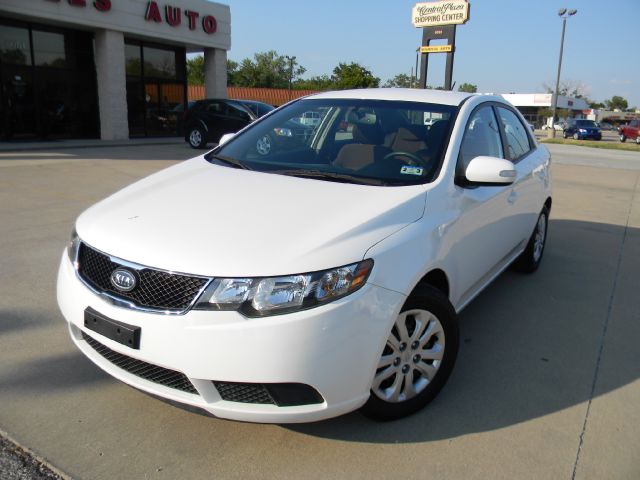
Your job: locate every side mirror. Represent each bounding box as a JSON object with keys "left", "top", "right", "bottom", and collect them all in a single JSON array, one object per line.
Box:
[
  {"left": 218, "top": 133, "right": 235, "bottom": 146},
  {"left": 463, "top": 156, "right": 516, "bottom": 186}
]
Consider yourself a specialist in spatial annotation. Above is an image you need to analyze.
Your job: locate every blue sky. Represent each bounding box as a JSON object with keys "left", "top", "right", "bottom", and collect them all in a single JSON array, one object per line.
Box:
[{"left": 221, "top": 0, "right": 640, "bottom": 107}]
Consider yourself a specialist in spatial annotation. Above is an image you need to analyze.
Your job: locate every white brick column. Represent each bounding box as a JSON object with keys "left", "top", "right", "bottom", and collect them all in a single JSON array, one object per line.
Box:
[
  {"left": 94, "top": 29, "right": 129, "bottom": 139},
  {"left": 204, "top": 48, "right": 227, "bottom": 98}
]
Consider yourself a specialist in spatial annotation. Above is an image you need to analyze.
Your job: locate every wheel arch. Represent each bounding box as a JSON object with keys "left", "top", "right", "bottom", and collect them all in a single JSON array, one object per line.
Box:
[{"left": 415, "top": 268, "right": 450, "bottom": 299}]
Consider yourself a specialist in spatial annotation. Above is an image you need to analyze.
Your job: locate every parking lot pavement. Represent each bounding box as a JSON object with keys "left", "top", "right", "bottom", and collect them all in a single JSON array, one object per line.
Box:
[{"left": 0, "top": 144, "right": 638, "bottom": 479}]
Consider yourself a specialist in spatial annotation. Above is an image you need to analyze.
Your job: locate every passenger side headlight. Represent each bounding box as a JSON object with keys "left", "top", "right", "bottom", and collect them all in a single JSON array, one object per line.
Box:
[
  {"left": 67, "top": 228, "right": 81, "bottom": 268},
  {"left": 194, "top": 259, "right": 373, "bottom": 317}
]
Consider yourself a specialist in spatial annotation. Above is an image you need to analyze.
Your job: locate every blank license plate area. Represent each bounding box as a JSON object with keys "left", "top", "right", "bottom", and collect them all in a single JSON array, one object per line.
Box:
[{"left": 84, "top": 307, "right": 141, "bottom": 349}]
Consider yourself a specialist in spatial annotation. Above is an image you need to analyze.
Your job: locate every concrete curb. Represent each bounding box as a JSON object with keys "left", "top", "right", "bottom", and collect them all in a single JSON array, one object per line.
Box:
[
  {"left": 0, "top": 138, "right": 184, "bottom": 153},
  {"left": 0, "top": 429, "right": 72, "bottom": 480}
]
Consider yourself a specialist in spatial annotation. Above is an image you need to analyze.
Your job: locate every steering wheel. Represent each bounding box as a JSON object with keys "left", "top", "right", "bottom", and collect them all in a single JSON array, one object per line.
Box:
[{"left": 383, "top": 151, "right": 429, "bottom": 167}]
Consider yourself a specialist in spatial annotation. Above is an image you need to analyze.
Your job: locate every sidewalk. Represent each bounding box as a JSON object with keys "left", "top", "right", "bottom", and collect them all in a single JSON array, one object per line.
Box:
[{"left": 0, "top": 137, "right": 183, "bottom": 153}]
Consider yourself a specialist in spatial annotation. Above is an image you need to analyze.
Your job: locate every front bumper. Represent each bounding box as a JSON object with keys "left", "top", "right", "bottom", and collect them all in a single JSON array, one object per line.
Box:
[{"left": 57, "top": 251, "right": 405, "bottom": 423}]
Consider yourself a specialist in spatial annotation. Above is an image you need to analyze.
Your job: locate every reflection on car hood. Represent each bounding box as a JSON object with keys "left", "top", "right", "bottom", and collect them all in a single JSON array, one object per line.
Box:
[{"left": 77, "top": 156, "right": 427, "bottom": 277}]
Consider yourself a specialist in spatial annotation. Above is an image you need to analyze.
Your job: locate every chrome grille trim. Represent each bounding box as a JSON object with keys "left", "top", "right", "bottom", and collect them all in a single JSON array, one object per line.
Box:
[{"left": 75, "top": 242, "right": 212, "bottom": 315}]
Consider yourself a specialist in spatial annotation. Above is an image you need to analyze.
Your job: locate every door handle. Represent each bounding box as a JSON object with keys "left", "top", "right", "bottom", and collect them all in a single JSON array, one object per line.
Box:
[{"left": 507, "top": 190, "right": 517, "bottom": 204}]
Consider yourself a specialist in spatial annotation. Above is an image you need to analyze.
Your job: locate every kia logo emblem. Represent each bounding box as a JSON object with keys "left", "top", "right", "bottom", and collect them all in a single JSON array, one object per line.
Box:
[{"left": 110, "top": 268, "right": 137, "bottom": 292}]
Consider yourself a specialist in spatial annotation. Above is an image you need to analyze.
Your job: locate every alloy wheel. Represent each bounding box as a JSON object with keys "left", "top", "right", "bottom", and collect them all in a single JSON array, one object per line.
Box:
[
  {"left": 372, "top": 309, "right": 445, "bottom": 403},
  {"left": 189, "top": 129, "right": 202, "bottom": 147},
  {"left": 256, "top": 135, "right": 272, "bottom": 155},
  {"left": 533, "top": 212, "right": 547, "bottom": 263}
]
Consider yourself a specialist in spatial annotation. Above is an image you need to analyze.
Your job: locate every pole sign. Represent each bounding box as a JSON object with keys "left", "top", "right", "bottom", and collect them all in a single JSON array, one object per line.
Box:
[
  {"left": 413, "top": 1, "right": 470, "bottom": 91},
  {"left": 420, "top": 45, "right": 453, "bottom": 53},
  {"left": 412, "top": 1, "right": 470, "bottom": 28}
]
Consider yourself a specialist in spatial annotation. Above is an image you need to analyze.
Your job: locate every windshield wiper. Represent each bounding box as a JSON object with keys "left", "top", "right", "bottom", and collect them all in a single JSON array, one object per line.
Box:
[
  {"left": 270, "top": 169, "right": 387, "bottom": 186},
  {"left": 209, "top": 154, "right": 252, "bottom": 170}
]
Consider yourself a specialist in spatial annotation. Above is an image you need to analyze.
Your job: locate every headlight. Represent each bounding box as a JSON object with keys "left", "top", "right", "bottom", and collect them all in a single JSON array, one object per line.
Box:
[
  {"left": 194, "top": 259, "right": 373, "bottom": 317},
  {"left": 274, "top": 127, "right": 293, "bottom": 137},
  {"left": 67, "top": 228, "right": 81, "bottom": 268},
  {"left": 579, "top": 129, "right": 587, "bottom": 133}
]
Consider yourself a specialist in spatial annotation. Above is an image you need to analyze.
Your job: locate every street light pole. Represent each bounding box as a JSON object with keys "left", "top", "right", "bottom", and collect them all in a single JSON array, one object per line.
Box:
[{"left": 549, "top": 8, "right": 577, "bottom": 138}]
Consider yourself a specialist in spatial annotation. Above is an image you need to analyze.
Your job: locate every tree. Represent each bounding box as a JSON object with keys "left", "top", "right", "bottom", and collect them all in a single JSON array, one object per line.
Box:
[
  {"left": 227, "top": 59, "right": 240, "bottom": 86},
  {"left": 186, "top": 55, "right": 205, "bottom": 85},
  {"left": 383, "top": 73, "right": 414, "bottom": 88},
  {"left": 294, "top": 75, "right": 334, "bottom": 91},
  {"left": 542, "top": 80, "right": 590, "bottom": 99},
  {"left": 331, "top": 62, "right": 380, "bottom": 90},
  {"left": 233, "top": 51, "right": 306, "bottom": 89},
  {"left": 604, "top": 95, "right": 628, "bottom": 111},
  {"left": 589, "top": 101, "right": 605, "bottom": 109},
  {"left": 458, "top": 82, "right": 477, "bottom": 93}
]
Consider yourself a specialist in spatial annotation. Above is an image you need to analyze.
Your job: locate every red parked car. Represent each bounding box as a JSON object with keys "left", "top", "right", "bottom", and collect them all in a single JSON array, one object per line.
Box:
[{"left": 619, "top": 119, "right": 640, "bottom": 144}]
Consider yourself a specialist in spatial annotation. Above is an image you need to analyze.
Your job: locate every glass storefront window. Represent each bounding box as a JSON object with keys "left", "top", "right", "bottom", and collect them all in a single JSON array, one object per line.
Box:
[
  {"left": 33, "top": 30, "right": 67, "bottom": 68},
  {"left": 143, "top": 46, "right": 176, "bottom": 79},
  {"left": 0, "top": 25, "right": 31, "bottom": 65},
  {"left": 125, "top": 43, "right": 141, "bottom": 76}
]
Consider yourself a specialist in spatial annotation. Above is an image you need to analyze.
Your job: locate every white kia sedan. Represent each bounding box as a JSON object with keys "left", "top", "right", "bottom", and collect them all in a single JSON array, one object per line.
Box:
[{"left": 57, "top": 89, "right": 551, "bottom": 423}]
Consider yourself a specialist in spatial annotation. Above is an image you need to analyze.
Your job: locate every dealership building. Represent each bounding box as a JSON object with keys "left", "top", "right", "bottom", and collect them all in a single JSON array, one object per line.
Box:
[{"left": 0, "top": 0, "right": 230, "bottom": 141}]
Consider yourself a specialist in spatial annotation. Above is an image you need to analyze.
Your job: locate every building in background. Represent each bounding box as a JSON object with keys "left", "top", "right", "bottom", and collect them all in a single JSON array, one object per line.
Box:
[
  {"left": 501, "top": 93, "right": 590, "bottom": 128},
  {"left": 0, "top": 0, "right": 230, "bottom": 141}
]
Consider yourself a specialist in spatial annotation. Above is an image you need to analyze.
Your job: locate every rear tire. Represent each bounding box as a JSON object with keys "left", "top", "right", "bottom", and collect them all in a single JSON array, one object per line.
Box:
[
  {"left": 573, "top": 132, "right": 580, "bottom": 140},
  {"left": 513, "top": 206, "right": 549, "bottom": 273},
  {"left": 360, "top": 285, "right": 459, "bottom": 421},
  {"left": 188, "top": 127, "right": 207, "bottom": 149}
]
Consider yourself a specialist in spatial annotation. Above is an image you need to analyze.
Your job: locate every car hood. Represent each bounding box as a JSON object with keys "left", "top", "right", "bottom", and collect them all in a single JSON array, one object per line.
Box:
[{"left": 77, "top": 156, "right": 427, "bottom": 277}]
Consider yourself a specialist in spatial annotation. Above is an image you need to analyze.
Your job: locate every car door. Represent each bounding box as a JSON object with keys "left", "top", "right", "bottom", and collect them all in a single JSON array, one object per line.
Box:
[
  {"left": 447, "top": 104, "right": 524, "bottom": 307},
  {"left": 495, "top": 105, "right": 547, "bottom": 244}
]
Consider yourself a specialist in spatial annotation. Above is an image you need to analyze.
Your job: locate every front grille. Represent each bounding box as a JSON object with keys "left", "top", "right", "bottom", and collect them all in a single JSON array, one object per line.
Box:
[
  {"left": 214, "top": 382, "right": 276, "bottom": 405},
  {"left": 78, "top": 243, "right": 208, "bottom": 312},
  {"left": 82, "top": 332, "right": 198, "bottom": 394}
]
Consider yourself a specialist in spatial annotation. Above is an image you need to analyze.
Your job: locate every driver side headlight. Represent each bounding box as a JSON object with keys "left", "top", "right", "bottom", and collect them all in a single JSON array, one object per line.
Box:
[{"left": 194, "top": 259, "right": 373, "bottom": 317}]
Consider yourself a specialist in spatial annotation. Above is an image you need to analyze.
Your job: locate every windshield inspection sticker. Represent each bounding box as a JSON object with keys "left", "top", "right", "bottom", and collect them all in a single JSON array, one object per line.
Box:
[{"left": 400, "top": 166, "right": 424, "bottom": 176}]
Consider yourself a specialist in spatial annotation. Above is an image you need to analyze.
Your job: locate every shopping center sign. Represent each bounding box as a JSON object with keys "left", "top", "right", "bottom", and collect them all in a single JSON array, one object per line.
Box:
[{"left": 412, "top": 1, "right": 470, "bottom": 28}]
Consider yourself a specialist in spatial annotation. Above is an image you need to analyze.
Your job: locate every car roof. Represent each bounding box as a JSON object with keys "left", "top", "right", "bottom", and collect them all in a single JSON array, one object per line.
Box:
[
  {"left": 236, "top": 99, "right": 273, "bottom": 107},
  {"left": 305, "top": 88, "right": 475, "bottom": 106}
]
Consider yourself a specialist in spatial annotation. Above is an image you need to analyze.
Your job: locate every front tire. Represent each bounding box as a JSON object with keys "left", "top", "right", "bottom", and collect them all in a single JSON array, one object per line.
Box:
[
  {"left": 620, "top": 133, "right": 626, "bottom": 143},
  {"left": 188, "top": 127, "right": 207, "bottom": 149},
  {"left": 573, "top": 132, "right": 580, "bottom": 140},
  {"left": 361, "top": 285, "right": 459, "bottom": 421},
  {"left": 635, "top": 136, "right": 640, "bottom": 145},
  {"left": 513, "top": 206, "right": 549, "bottom": 273}
]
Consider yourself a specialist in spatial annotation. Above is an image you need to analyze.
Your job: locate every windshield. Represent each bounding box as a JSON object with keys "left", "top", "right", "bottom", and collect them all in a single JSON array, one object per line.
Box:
[
  {"left": 576, "top": 120, "right": 598, "bottom": 128},
  {"left": 207, "top": 98, "right": 458, "bottom": 186}
]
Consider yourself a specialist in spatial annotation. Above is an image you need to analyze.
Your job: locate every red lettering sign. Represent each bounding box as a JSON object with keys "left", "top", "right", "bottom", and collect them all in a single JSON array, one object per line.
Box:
[
  {"left": 165, "top": 5, "right": 181, "bottom": 27},
  {"left": 68, "top": 0, "right": 87, "bottom": 6},
  {"left": 185, "top": 10, "right": 199, "bottom": 30},
  {"left": 145, "top": 1, "right": 162, "bottom": 22},
  {"left": 93, "top": 0, "right": 111, "bottom": 11},
  {"left": 202, "top": 15, "right": 217, "bottom": 34}
]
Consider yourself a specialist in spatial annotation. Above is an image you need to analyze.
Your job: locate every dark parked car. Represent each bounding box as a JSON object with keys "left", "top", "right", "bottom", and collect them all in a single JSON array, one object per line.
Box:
[
  {"left": 172, "top": 101, "right": 196, "bottom": 135},
  {"left": 563, "top": 119, "right": 602, "bottom": 140},
  {"left": 236, "top": 99, "right": 275, "bottom": 118},
  {"left": 254, "top": 117, "right": 315, "bottom": 156},
  {"left": 184, "top": 99, "right": 257, "bottom": 149}
]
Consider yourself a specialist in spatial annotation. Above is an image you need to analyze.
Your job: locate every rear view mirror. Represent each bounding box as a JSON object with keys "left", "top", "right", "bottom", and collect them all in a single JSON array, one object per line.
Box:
[{"left": 464, "top": 156, "right": 516, "bottom": 186}]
